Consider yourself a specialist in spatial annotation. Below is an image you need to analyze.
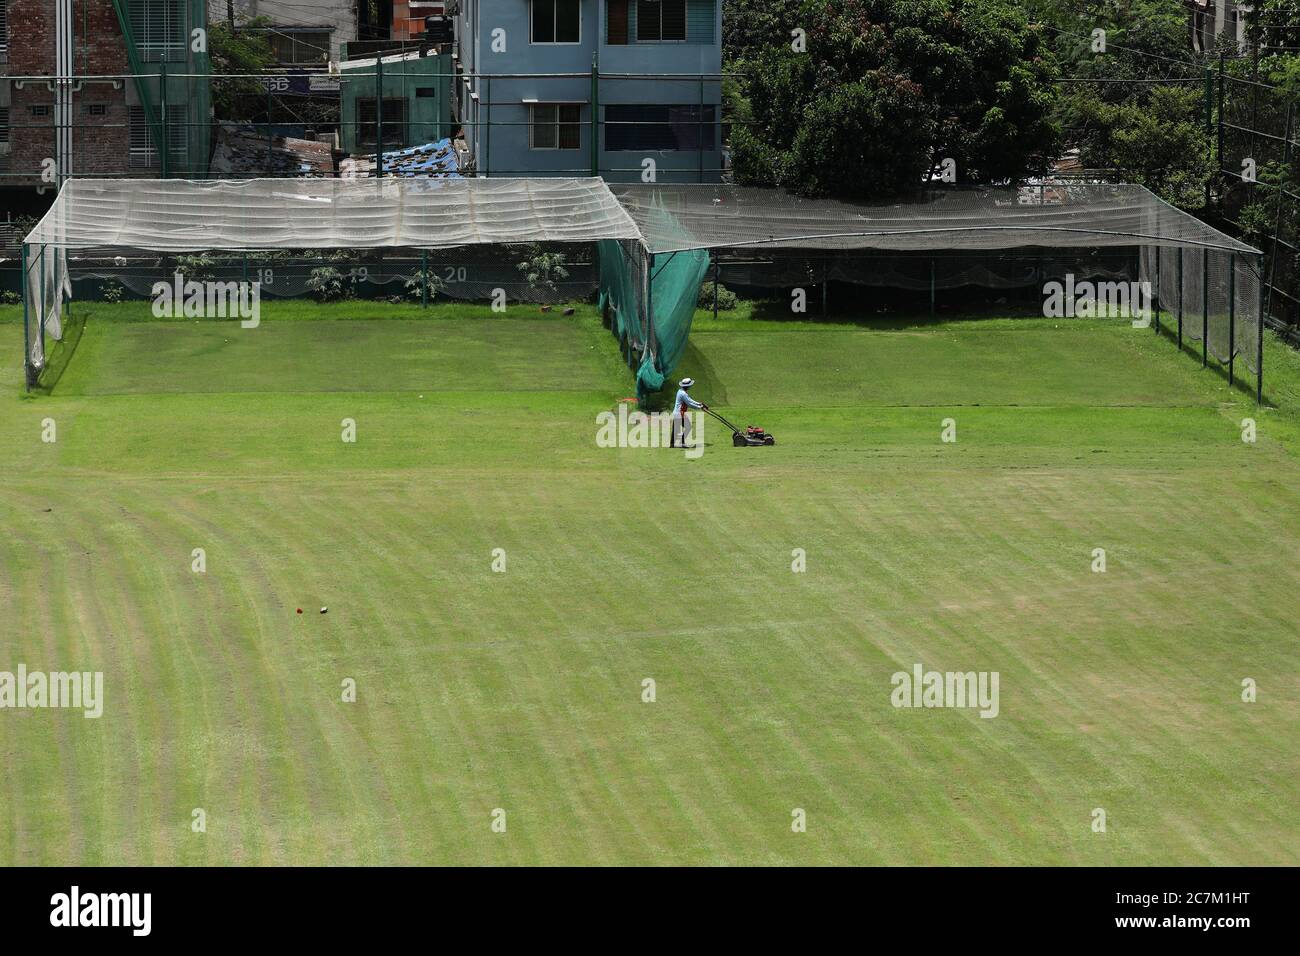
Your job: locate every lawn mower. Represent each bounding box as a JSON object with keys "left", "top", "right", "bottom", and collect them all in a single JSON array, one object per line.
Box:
[{"left": 703, "top": 406, "right": 776, "bottom": 446}]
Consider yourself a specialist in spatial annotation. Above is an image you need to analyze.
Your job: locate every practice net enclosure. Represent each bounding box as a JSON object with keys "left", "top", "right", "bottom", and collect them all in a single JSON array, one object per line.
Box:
[{"left": 22, "top": 178, "right": 1265, "bottom": 399}]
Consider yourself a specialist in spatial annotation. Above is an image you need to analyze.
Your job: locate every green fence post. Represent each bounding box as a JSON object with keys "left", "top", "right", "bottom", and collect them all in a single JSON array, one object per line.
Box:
[
  {"left": 590, "top": 54, "right": 599, "bottom": 177},
  {"left": 1154, "top": 247, "right": 1161, "bottom": 334},
  {"left": 1177, "top": 247, "right": 1183, "bottom": 349},
  {"left": 38, "top": 248, "right": 46, "bottom": 365},
  {"left": 712, "top": 254, "right": 719, "bottom": 319},
  {"left": 1257, "top": 254, "right": 1265, "bottom": 404},
  {"left": 645, "top": 252, "right": 654, "bottom": 371},
  {"left": 1204, "top": 67, "right": 1214, "bottom": 210},
  {"left": 1217, "top": 51, "right": 1226, "bottom": 193},
  {"left": 266, "top": 66, "right": 274, "bottom": 175},
  {"left": 1228, "top": 253, "right": 1236, "bottom": 386},
  {"left": 1264, "top": 105, "right": 1293, "bottom": 325},
  {"left": 698, "top": 73, "right": 705, "bottom": 183},
  {"left": 421, "top": 250, "right": 429, "bottom": 308},
  {"left": 375, "top": 55, "right": 384, "bottom": 178},
  {"left": 1202, "top": 248, "right": 1209, "bottom": 368},
  {"left": 160, "top": 59, "right": 170, "bottom": 179},
  {"left": 21, "top": 244, "right": 30, "bottom": 391}
]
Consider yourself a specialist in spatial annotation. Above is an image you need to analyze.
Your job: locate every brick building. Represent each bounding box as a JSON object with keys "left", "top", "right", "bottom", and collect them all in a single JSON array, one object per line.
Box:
[{"left": 1, "top": 0, "right": 210, "bottom": 210}]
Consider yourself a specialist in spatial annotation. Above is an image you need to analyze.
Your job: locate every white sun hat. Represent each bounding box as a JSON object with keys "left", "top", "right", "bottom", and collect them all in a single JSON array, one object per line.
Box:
[{"left": 680, "top": 378, "right": 695, "bottom": 388}]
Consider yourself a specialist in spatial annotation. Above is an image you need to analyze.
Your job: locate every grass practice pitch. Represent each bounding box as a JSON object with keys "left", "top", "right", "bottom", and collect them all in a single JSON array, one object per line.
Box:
[{"left": 1, "top": 300, "right": 1297, "bottom": 865}]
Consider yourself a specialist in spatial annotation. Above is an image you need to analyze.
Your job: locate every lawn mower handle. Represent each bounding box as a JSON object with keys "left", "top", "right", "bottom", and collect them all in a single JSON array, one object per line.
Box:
[{"left": 701, "top": 405, "right": 742, "bottom": 435}]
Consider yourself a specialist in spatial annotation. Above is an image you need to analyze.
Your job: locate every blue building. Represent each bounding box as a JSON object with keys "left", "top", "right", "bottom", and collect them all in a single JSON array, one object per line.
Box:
[{"left": 454, "top": 0, "right": 722, "bottom": 182}]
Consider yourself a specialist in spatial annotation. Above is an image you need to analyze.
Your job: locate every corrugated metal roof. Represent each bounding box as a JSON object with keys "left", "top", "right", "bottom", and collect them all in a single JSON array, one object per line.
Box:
[{"left": 210, "top": 123, "right": 336, "bottom": 178}]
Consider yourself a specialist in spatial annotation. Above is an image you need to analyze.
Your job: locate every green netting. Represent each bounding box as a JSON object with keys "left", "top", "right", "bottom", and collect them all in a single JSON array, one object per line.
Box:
[
  {"left": 644, "top": 245, "right": 710, "bottom": 394},
  {"left": 598, "top": 200, "right": 709, "bottom": 404},
  {"left": 597, "top": 237, "right": 646, "bottom": 364}
]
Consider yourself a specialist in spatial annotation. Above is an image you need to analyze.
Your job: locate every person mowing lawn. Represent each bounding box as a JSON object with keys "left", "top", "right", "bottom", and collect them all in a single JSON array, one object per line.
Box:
[{"left": 670, "top": 377, "right": 707, "bottom": 448}]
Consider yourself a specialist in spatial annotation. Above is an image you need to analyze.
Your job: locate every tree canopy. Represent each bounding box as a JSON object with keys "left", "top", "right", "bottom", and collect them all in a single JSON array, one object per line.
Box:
[{"left": 727, "top": 0, "right": 1061, "bottom": 199}]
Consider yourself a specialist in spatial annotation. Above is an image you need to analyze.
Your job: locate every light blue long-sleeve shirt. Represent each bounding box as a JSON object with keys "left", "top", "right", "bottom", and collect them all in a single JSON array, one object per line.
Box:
[{"left": 675, "top": 388, "right": 704, "bottom": 413}]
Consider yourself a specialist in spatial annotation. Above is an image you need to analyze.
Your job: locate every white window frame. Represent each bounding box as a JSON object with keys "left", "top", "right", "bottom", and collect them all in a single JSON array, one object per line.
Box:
[
  {"left": 130, "top": 0, "right": 187, "bottom": 62},
  {"left": 0, "top": 0, "right": 9, "bottom": 60},
  {"left": 130, "top": 106, "right": 154, "bottom": 168},
  {"left": 528, "top": 103, "right": 582, "bottom": 150},
  {"left": 530, "top": 0, "right": 582, "bottom": 46}
]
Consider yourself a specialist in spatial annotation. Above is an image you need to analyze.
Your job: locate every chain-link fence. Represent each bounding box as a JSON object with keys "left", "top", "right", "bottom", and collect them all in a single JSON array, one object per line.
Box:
[{"left": 1055, "top": 42, "right": 1298, "bottom": 342}]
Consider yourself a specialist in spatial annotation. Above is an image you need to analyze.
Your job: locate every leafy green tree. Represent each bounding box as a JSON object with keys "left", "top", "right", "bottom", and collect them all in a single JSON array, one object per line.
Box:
[
  {"left": 1075, "top": 85, "right": 1214, "bottom": 206},
  {"left": 1246, "top": 2, "right": 1300, "bottom": 93},
  {"left": 1040, "top": 1, "right": 1192, "bottom": 71},
  {"left": 1247, "top": 1, "right": 1300, "bottom": 52},
  {"left": 722, "top": 0, "right": 791, "bottom": 62},
  {"left": 729, "top": 0, "right": 1060, "bottom": 199},
  {"left": 208, "top": 15, "right": 276, "bottom": 121},
  {"left": 1037, "top": 1, "right": 1216, "bottom": 208}
]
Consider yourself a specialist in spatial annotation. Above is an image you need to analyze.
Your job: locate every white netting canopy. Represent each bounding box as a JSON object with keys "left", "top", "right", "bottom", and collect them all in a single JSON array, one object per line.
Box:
[
  {"left": 607, "top": 183, "right": 1262, "bottom": 256},
  {"left": 25, "top": 178, "right": 1260, "bottom": 256},
  {"left": 24, "top": 177, "right": 643, "bottom": 251}
]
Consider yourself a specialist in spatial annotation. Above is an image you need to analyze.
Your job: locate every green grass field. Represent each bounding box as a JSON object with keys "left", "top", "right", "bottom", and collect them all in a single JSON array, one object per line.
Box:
[{"left": 1, "top": 299, "right": 1297, "bottom": 865}]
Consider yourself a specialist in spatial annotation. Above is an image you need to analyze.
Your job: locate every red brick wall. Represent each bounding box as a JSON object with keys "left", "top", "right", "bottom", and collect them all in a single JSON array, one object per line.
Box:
[
  {"left": 8, "top": 0, "right": 129, "bottom": 74},
  {"left": 5, "top": 0, "right": 132, "bottom": 184}
]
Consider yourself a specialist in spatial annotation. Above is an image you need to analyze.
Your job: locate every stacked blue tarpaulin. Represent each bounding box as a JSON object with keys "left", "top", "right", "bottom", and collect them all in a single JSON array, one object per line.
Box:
[{"left": 380, "top": 138, "right": 460, "bottom": 178}]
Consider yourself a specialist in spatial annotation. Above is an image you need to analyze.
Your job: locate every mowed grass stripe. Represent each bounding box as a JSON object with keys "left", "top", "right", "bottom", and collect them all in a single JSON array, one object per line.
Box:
[
  {"left": 6, "top": 496, "right": 86, "bottom": 865},
  {"left": 577, "top": 523, "right": 741, "bottom": 862},
  {"left": 121, "top": 489, "right": 275, "bottom": 865},
  {"left": 230, "top": 490, "right": 416, "bottom": 865},
  {"left": 682, "top": 487, "right": 891, "bottom": 861},
  {"left": 104, "top": 495, "right": 236, "bottom": 866},
  {"left": 620, "top": 478, "right": 800, "bottom": 860},
  {"left": 748, "top": 476, "right": 1081, "bottom": 863},
  {"left": 520, "top": 492, "right": 688, "bottom": 863}
]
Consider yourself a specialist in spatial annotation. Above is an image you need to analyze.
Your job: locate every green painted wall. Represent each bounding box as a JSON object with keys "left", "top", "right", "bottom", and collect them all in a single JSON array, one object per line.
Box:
[{"left": 340, "top": 53, "right": 454, "bottom": 156}]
